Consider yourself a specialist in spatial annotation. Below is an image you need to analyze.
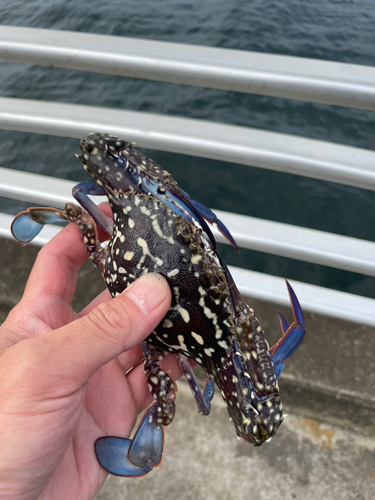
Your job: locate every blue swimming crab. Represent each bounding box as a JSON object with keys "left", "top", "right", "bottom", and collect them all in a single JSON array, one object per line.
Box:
[{"left": 11, "top": 133, "right": 305, "bottom": 477}]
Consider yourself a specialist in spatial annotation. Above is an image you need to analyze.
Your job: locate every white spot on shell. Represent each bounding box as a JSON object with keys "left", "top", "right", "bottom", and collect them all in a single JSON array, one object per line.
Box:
[
  {"left": 140, "top": 205, "right": 151, "bottom": 216},
  {"left": 178, "top": 307, "right": 190, "bottom": 323},
  {"left": 167, "top": 268, "right": 179, "bottom": 278},
  {"left": 136, "top": 237, "right": 163, "bottom": 267},
  {"left": 191, "top": 254, "right": 202, "bottom": 265},
  {"left": 191, "top": 331, "right": 204, "bottom": 345},
  {"left": 218, "top": 340, "right": 229, "bottom": 349},
  {"left": 124, "top": 251, "right": 134, "bottom": 261},
  {"left": 151, "top": 218, "right": 175, "bottom": 245}
]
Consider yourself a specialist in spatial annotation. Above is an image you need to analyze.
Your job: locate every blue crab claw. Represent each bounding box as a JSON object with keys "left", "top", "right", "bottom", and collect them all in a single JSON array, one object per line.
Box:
[
  {"left": 270, "top": 281, "right": 305, "bottom": 378},
  {"left": 95, "top": 438, "right": 153, "bottom": 477},
  {"left": 11, "top": 208, "right": 68, "bottom": 243},
  {"left": 95, "top": 405, "right": 165, "bottom": 477}
]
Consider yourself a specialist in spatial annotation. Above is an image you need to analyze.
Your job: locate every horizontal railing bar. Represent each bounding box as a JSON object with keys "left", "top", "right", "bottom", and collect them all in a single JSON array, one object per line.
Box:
[
  {"left": 213, "top": 209, "right": 375, "bottom": 277},
  {"left": 0, "top": 167, "right": 75, "bottom": 207},
  {"left": 2, "top": 166, "right": 375, "bottom": 277},
  {"left": 1, "top": 98, "right": 375, "bottom": 191},
  {"left": 229, "top": 266, "right": 375, "bottom": 327},
  {"left": 1, "top": 26, "right": 375, "bottom": 111},
  {"left": 1, "top": 211, "right": 373, "bottom": 326}
]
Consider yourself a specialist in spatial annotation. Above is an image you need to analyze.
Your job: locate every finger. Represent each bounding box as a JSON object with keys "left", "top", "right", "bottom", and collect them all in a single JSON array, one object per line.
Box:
[
  {"left": 23, "top": 222, "right": 89, "bottom": 305},
  {"left": 84, "top": 360, "right": 137, "bottom": 438},
  {"left": 116, "top": 345, "right": 144, "bottom": 374},
  {"left": 19, "top": 274, "right": 171, "bottom": 392},
  {"left": 81, "top": 289, "right": 144, "bottom": 374},
  {"left": 79, "top": 288, "right": 112, "bottom": 317},
  {"left": 80, "top": 292, "right": 178, "bottom": 376},
  {"left": 23, "top": 203, "right": 113, "bottom": 307}
]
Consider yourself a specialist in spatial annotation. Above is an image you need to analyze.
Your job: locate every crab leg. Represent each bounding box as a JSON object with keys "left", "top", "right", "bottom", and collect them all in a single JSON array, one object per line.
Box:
[
  {"left": 187, "top": 198, "right": 239, "bottom": 252},
  {"left": 11, "top": 207, "right": 69, "bottom": 243},
  {"left": 139, "top": 174, "right": 217, "bottom": 249},
  {"left": 11, "top": 203, "right": 108, "bottom": 271},
  {"left": 270, "top": 281, "right": 305, "bottom": 378},
  {"left": 96, "top": 343, "right": 178, "bottom": 477},
  {"left": 72, "top": 182, "right": 113, "bottom": 235},
  {"left": 10, "top": 180, "right": 113, "bottom": 244},
  {"left": 95, "top": 404, "right": 165, "bottom": 477},
  {"left": 127, "top": 405, "right": 165, "bottom": 468},
  {"left": 95, "top": 435, "right": 154, "bottom": 477},
  {"left": 10, "top": 203, "right": 92, "bottom": 245},
  {"left": 138, "top": 171, "right": 238, "bottom": 252},
  {"left": 224, "top": 269, "right": 305, "bottom": 378},
  {"left": 165, "top": 183, "right": 240, "bottom": 251},
  {"left": 177, "top": 354, "right": 215, "bottom": 416},
  {"left": 141, "top": 343, "right": 178, "bottom": 426},
  {"left": 164, "top": 183, "right": 218, "bottom": 247},
  {"left": 95, "top": 354, "right": 215, "bottom": 477}
]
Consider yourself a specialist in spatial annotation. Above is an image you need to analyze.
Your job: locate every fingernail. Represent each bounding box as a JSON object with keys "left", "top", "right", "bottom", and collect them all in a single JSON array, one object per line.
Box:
[{"left": 124, "top": 273, "right": 169, "bottom": 313}]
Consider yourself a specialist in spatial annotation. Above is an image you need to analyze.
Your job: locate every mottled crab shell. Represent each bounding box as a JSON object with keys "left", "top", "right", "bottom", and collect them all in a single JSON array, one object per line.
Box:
[
  {"left": 77, "top": 132, "right": 290, "bottom": 446},
  {"left": 79, "top": 132, "right": 173, "bottom": 195},
  {"left": 104, "top": 190, "right": 235, "bottom": 376}
]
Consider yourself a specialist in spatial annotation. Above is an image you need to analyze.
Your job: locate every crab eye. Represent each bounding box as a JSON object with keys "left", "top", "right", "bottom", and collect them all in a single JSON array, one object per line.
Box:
[{"left": 86, "top": 143, "right": 95, "bottom": 154}]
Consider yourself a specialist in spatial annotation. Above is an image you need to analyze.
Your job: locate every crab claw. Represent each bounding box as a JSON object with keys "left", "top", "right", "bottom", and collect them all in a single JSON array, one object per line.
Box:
[
  {"left": 11, "top": 207, "right": 68, "bottom": 243},
  {"left": 95, "top": 405, "right": 165, "bottom": 477},
  {"left": 270, "top": 281, "right": 305, "bottom": 378}
]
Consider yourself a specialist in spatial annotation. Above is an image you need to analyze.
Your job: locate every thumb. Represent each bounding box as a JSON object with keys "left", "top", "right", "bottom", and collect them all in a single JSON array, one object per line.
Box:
[{"left": 25, "top": 273, "right": 171, "bottom": 388}]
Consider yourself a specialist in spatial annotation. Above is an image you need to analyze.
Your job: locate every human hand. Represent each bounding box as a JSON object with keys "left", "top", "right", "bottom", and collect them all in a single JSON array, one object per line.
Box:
[{"left": 0, "top": 221, "right": 173, "bottom": 500}]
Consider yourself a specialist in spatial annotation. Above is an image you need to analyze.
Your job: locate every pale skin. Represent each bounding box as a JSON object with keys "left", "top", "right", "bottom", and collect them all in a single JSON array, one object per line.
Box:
[{"left": 0, "top": 220, "right": 179, "bottom": 500}]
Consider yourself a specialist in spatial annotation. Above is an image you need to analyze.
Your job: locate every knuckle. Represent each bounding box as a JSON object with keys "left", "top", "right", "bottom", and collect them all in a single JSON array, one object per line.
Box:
[{"left": 85, "top": 298, "right": 133, "bottom": 342}]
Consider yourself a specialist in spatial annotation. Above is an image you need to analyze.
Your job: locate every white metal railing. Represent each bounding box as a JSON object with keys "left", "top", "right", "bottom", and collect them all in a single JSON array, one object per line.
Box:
[
  {"left": 1, "top": 26, "right": 375, "bottom": 326},
  {"left": 2, "top": 166, "right": 375, "bottom": 277},
  {"left": 1, "top": 26, "right": 375, "bottom": 111},
  {"left": 1, "top": 98, "right": 375, "bottom": 191}
]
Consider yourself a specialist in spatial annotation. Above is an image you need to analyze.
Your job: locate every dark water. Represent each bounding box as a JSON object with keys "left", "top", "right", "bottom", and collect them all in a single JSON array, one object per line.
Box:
[{"left": 1, "top": 0, "right": 375, "bottom": 298}]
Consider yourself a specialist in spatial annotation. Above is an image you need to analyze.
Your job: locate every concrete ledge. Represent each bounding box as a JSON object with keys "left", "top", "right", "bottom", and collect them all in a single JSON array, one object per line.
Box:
[{"left": 95, "top": 382, "right": 375, "bottom": 500}]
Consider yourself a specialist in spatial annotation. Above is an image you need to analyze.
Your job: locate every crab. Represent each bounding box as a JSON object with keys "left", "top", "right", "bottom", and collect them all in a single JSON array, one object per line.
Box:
[{"left": 11, "top": 133, "right": 305, "bottom": 477}]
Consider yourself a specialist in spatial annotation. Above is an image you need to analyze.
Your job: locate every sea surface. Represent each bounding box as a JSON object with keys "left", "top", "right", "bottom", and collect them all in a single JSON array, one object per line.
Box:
[{"left": 1, "top": 0, "right": 375, "bottom": 298}]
